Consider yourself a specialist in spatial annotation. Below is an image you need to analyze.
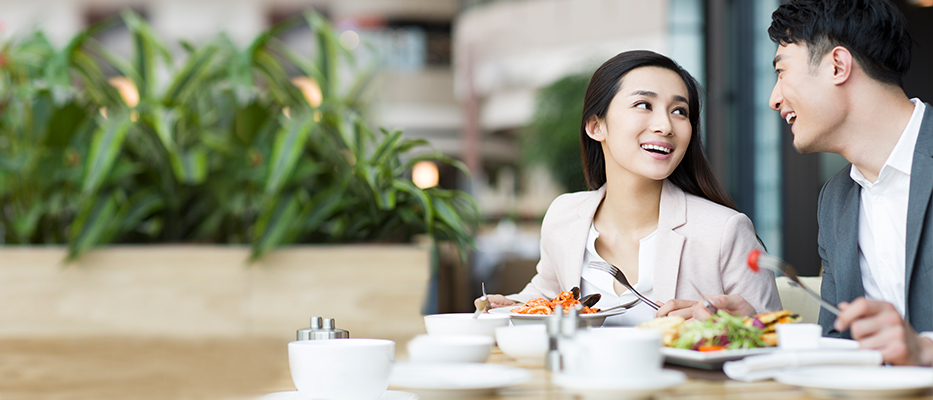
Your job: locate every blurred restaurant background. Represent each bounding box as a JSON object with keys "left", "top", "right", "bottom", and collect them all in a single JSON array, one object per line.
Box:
[
  {"left": 3, "top": 0, "right": 933, "bottom": 310},
  {"left": 1, "top": 0, "right": 932, "bottom": 397}
]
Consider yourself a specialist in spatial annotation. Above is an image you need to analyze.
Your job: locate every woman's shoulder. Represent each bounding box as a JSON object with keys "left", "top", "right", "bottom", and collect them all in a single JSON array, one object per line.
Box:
[
  {"left": 680, "top": 191, "right": 750, "bottom": 227},
  {"left": 541, "top": 189, "right": 602, "bottom": 224}
]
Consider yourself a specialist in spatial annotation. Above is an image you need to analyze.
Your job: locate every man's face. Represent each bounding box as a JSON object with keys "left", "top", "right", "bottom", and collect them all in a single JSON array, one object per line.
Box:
[{"left": 769, "top": 43, "right": 841, "bottom": 154}]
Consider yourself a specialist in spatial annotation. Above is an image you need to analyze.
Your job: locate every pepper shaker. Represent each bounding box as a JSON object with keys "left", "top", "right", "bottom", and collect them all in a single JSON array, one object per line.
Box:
[
  {"left": 297, "top": 316, "right": 350, "bottom": 340},
  {"left": 546, "top": 305, "right": 563, "bottom": 372}
]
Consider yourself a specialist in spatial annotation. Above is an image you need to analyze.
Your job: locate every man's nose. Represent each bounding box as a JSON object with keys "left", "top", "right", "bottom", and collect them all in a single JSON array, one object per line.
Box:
[{"left": 769, "top": 81, "right": 782, "bottom": 111}]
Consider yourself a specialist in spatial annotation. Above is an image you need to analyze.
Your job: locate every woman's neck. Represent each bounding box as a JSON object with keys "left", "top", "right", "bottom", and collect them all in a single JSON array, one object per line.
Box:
[{"left": 597, "top": 174, "right": 663, "bottom": 236}]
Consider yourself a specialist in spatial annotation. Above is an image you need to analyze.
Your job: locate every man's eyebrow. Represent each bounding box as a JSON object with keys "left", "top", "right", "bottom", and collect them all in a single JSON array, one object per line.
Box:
[{"left": 773, "top": 54, "right": 783, "bottom": 68}]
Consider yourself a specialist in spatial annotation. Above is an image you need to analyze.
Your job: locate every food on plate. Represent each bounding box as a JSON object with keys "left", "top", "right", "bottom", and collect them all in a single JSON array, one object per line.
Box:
[
  {"left": 637, "top": 309, "right": 801, "bottom": 351},
  {"left": 512, "top": 287, "right": 600, "bottom": 315}
]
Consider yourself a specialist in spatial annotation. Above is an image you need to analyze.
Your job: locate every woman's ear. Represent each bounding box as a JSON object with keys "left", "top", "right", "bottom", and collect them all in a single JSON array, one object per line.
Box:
[{"left": 585, "top": 116, "right": 606, "bottom": 141}]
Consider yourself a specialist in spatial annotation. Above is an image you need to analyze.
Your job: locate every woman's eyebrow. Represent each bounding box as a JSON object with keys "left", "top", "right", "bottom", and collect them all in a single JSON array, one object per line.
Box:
[{"left": 629, "top": 90, "right": 688, "bottom": 104}]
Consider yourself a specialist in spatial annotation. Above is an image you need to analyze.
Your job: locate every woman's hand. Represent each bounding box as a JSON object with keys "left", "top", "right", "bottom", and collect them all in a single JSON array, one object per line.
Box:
[
  {"left": 692, "top": 295, "right": 757, "bottom": 319},
  {"left": 656, "top": 299, "right": 699, "bottom": 319},
  {"left": 476, "top": 294, "right": 516, "bottom": 310}
]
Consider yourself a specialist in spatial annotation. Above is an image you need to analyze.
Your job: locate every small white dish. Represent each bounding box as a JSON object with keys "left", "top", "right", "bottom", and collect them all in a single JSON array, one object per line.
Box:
[
  {"left": 423, "top": 313, "right": 510, "bottom": 338},
  {"left": 554, "top": 369, "right": 686, "bottom": 399},
  {"left": 775, "top": 366, "right": 933, "bottom": 398},
  {"left": 495, "top": 324, "right": 547, "bottom": 364},
  {"left": 260, "top": 390, "right": 419, "bottom": 400},
  {"left": 407, "top": 334, "right": 493, "bottom": 363},
  {"left": 389, "top": 362, "right": 531, "bottom": 396}
]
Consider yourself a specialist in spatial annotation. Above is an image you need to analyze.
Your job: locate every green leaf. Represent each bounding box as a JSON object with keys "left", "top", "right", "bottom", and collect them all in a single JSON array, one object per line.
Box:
[
  {"left": 81, "top": 115, "right": 132, "bottom": 195},
  {"left": 169, "top": 148, "right": 208, "bottom": 185},
  {"left": 68, "top": 191, "right": 119, "bottom": 260},
  {"left": 264, "top": 115, "right": 314, "bottom": 196}
]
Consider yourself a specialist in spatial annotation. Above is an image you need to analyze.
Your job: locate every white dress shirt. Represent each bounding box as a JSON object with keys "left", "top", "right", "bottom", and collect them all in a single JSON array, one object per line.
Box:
[
  {"left": 849, "top": 98, "right": 925, "bottom": 318},
  {"left": 580, "top": 222, "right": 658, "bottom": 326}
]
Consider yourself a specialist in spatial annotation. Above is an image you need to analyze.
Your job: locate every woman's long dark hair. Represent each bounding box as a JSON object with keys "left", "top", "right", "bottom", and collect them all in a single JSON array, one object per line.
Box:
[{"left": 580, "top": 50, "right": 737, "bottom": 211}]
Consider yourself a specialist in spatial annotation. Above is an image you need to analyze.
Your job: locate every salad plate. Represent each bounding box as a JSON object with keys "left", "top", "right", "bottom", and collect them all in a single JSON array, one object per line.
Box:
[
  {"left": 488, "top": 305, "right": 628, "bottom": 326},
  {"left": 775, "top": 366, "right": 933, "bottom": 398},
  {"left": 661, "top": 347, "right": 778, "bottom": 370}
]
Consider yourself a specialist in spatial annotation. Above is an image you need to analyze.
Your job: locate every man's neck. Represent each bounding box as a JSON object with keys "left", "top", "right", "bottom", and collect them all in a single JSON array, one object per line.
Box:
[{"left": 837, "top": 88, "right": 915, "bottom": 183}]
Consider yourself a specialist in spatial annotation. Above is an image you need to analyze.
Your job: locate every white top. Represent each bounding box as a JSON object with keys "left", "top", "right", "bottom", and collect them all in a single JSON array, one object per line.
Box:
[
  {"left": 580, "top": 222, "right": 658, "bottom": 326},
  {"left": 849, "top": 98, "right": 925, "bottom": 316}
]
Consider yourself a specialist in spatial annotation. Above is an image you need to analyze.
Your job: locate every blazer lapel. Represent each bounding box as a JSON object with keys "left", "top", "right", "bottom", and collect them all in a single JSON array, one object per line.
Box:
[
  {"left": 836, "top": 181, "right": 865, "bottom": 301},
  {"left": 905, "top": 103, "right": 933, "bottom": 326},
  {"left": 560, "top": 186, "right": 606, "bottom": 291},
  {"left": 653, "top": 180, "right": 686, "bottom": 302}
]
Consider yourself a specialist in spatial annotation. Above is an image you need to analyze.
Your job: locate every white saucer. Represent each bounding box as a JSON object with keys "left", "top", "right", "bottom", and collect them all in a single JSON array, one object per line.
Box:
[
  {"left": 389, "top": 362, "right": 531, "bottom": 396},
  {"left": 260, "top": 390, "right": 419, "bottom": 400},
  {"left": 775, "top": 366, "right": 933, "bottom": 398},
  {"left": 554, "top": 369, "right": 686, "bottom": 399}
]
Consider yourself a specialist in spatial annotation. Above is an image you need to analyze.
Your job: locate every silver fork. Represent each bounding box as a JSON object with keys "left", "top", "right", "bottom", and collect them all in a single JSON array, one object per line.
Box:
[
  {"left": 588, "top": 261, "right": 660, "bottom": 310},
  {"left": 748, "top": 249, "right": 841, "bottom": 316}
]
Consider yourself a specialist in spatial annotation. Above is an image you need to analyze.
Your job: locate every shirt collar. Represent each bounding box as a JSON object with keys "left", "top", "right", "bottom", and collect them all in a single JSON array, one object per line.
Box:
[{"left": 850, "top": 98, "right": 926, "bottom": 186}]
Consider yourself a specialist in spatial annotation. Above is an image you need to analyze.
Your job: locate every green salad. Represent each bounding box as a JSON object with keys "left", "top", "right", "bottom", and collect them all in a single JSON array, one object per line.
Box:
[{"left": 670, "top": 310, "right": 768, "bottom": 351}]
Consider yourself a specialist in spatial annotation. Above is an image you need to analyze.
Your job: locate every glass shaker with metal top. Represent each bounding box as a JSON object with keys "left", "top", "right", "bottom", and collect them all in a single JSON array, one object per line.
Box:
[{"left": 296, "top": 316, "right": 350, "bottom": 340}]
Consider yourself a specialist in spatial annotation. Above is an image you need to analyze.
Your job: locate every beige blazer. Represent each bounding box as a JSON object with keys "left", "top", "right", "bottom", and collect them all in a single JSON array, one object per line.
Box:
[{"left": 509, "top": 180, "right": 782, "bottom": 314}]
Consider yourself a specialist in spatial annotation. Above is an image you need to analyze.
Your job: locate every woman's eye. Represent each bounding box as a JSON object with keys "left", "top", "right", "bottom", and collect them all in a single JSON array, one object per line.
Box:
[
  {"left": 673, "top": 108, "right": 687, "bottom": 116},
  {"left": 635, "top": 102, "right": 650, "bottom": 110}
]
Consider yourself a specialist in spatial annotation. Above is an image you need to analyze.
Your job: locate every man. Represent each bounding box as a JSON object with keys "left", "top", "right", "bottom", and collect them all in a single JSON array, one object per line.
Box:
[{"left": 696, "top": 0, "right": 933, "bottom": 366}]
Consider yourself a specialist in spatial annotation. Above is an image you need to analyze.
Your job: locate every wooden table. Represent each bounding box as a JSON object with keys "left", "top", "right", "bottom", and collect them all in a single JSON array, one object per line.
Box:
[{"left": 386, "top": 349, "right": 933, "bottom": 400}]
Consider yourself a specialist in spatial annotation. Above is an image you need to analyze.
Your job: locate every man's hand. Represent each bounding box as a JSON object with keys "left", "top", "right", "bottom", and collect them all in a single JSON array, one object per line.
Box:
[
  {"left": 834, "top": 297, "right": 933, "bottom": 366},
  {"left": 656, "top": 299, "right": 698, "bottom": 319},
  {"left": 475, "top": 294, "right": 516, "bottom": 310}
]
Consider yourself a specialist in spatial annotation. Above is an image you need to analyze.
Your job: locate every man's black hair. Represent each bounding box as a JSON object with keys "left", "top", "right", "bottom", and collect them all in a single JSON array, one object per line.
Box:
[{"left": 769, "top": 0, "right": 912, "bottom": 87}]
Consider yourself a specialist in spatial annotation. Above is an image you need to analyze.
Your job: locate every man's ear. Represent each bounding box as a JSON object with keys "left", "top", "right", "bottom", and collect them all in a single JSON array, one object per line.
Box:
[
  {"left": 585, "top": 116, "right": 605, "bottom": 141},
  {"left": 829, "top": 46, "right": 853, "bottom": 85}
]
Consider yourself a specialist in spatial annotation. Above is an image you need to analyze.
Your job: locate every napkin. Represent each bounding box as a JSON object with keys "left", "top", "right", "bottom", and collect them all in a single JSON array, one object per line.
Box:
[{"left": 723, "top": 350, "right": 882, "bottom": 382}]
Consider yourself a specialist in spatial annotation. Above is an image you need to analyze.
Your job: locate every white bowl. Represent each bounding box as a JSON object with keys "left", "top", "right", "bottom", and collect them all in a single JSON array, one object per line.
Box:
[
  {"left": 288, "top": 338, "right": 395, "bottom": 400},
  {"left": 423, "top": 313, "right": 511, "bottom": 338},
  {"left": 407, "top": 334, "right": 494, "bottom": 363},
  {"left": 495, "top": 324, "right": 548, "bottom": 363}
]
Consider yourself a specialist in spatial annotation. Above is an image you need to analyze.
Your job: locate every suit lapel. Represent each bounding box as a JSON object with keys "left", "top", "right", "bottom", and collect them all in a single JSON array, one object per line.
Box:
[
  {"left": 905, "top": 103, "right": 933, "bottom": 326},
  {"left": 561, "top": 186, "right": 606, "bottom": 291},
  {"left": 837, "top": 181, "right": 865, "bottom": 301},
  {"left": 653, "top": 180, "right": 686, "bottom": 302}
]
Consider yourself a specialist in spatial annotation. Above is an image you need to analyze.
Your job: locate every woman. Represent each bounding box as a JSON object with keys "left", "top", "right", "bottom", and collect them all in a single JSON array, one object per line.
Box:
[{"left": 478, "top": 50, "right": 781, "bottom": 325}]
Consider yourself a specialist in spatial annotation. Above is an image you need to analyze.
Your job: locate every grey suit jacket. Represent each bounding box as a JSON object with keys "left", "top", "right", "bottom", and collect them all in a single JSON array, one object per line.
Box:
[{"left": 817, "top": 102, "right": 933, "bottom": 337}]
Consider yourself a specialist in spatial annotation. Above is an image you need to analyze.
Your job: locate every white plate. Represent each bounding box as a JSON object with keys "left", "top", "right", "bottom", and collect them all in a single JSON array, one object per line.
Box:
[
  {"left": 489, "top": 305, "right": 628, "bottom": 326},
  {"left": 661, "top": 346, "right": 777, "bottom": 369},
  {"left": 389, "top": 362, "right": 531, "bottom": 396},
  {"left": 260, "top": 390, "right": 419, "bottom": 400},
  {"left": 554, "top": 369, "right": 686, "bottom": 399},
  {"left": 661, "top": 337, "right": 859, "bottom": 370},
  {"left": 776, "top": 366, "right": 933, "bottom": 398}
]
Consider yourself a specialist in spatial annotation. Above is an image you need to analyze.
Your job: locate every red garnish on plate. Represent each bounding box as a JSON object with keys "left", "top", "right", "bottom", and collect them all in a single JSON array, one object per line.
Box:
[
  {"left": 747, "top": 249, "right": 760, "bottom": 273},
  {"left": 698, "top": 345, "right": 726, "bottom": 352}
]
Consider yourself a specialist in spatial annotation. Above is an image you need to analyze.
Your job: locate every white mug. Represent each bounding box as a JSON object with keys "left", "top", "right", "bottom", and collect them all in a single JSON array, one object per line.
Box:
[
  {"left": 562, "top": 327, "right": 662, "bottom": 379},
  {"left": 288, "top": 338, "right": 395, "bottom": 400}
]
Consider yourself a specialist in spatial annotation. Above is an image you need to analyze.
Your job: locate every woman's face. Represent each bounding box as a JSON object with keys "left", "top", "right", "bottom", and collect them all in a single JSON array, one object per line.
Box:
[{"left": 589, "top": 66, "right": 692, "bottom": 182}]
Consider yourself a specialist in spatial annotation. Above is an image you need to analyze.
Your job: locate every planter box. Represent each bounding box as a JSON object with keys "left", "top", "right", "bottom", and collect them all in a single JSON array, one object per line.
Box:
[{"left": 0, "top": 245, "right": 430, "bottom": 343}]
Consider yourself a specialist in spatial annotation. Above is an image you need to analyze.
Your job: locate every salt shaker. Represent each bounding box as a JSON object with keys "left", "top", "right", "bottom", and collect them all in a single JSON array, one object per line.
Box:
[
  {"left": 296, "top": 316, "right": 350, "bottom": 340},
  {"left": 546, "top": 305, "right": 563, "bottom": 372}
]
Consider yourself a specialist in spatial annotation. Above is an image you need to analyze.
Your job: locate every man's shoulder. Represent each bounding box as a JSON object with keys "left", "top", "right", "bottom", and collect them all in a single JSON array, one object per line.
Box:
[{"left": 818, "top": 165, "right": 856, "bottom": 213}]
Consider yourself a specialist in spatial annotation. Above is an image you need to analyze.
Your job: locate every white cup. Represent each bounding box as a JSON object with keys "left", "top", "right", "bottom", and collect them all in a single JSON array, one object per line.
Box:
[
  {"left": 288, "top": 338, "right": 395, "bottom": 400},
  {"left": 777, "top": 323, "right": 822, "bottom": 350},
  {"left": 562, "top": 327, "right": 662, "bottom": 379}
]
